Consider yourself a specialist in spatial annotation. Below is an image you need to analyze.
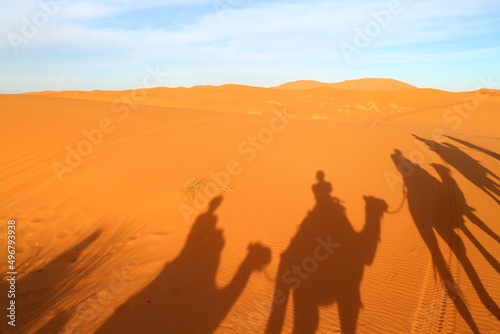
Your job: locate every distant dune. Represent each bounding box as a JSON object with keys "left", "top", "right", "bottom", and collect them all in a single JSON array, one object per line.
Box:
[
  {"left": 1, "top": 79, "right": 499, "bottom": 334},
  {"left": 273, "top": 78, "right": 417, "bottom": 91}
]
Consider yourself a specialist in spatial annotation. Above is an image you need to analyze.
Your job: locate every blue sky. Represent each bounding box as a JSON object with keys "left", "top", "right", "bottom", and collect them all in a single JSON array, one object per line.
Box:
[{"left": 1, "top": 0, "right": 499, "bottom": 93}]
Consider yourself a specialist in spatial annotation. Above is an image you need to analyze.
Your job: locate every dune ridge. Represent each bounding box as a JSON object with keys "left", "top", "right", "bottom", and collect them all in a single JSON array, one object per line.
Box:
[{"left": 272, "top": 78, "right": 417, "bottom": 91}]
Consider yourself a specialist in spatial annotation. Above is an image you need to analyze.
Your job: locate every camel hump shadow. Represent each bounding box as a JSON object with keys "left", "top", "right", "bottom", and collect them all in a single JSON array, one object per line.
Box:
[{"left": 266, "top": 171, "right": 387, "bottom": 334}]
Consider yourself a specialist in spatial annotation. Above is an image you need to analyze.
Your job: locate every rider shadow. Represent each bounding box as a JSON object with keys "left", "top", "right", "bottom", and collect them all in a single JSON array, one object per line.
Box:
[
  {"left": 414, "top": 135, "right": 499, "bottom": 205},
  {"left": 97, "top": 196, "right": 271, "bottom": 334},
  {"left": 266, "top": 171, "right": 388, "bottom": 334},
  {"left": 390, "top": 149, "right": 499, "bottom": 334}
]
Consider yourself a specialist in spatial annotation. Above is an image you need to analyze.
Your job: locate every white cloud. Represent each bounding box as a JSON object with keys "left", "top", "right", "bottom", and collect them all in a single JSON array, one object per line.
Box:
[
  {"left": 0, "top": 0, "right": 499, "bottom": 92},
  {"left": 2, "top": 1, "right": 496, "bottom": 52}
]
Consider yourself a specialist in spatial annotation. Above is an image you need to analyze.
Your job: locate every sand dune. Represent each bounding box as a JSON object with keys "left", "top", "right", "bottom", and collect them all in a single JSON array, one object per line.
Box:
[
  {"left": 273, "top": 78, "right": 417, "bottom": 91},
  {"left": 0, "top": 80, "right": 499, "bottom": 333}
]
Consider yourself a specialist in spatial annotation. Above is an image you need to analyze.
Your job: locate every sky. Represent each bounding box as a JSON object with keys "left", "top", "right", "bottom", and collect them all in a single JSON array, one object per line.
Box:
[{"left": 1, "top": 0, "right": 499, "bottom": 93}]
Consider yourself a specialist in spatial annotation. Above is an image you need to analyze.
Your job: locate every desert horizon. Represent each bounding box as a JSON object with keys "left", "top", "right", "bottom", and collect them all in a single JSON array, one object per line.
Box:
[
  {"left": 1, "top": 1, "right": 499, "bottom": 333},
  {"left": 4, "top": 77, "right": 498, "bottom": 95}
]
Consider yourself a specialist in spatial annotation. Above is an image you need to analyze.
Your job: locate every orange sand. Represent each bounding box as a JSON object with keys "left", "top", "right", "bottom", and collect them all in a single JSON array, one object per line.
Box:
[{"left": 0, "top": 79, "right": 499, "bottom": 333}]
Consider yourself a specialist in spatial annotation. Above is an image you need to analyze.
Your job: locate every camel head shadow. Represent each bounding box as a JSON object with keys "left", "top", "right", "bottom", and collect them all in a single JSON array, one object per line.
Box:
[{"left": 363, "top": 195, "right": 388, "bottom": 219}]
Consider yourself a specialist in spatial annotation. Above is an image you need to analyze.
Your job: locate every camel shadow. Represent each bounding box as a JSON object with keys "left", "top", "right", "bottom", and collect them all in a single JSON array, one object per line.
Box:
[
  {"left": 7, "top": 230, "right": 102, "bottom": 334},
  {"left": 97, "top": 196, "right": 271, "bottom": 334},
  {"left": 415, "top": 135, "right": 500, "bottom": 245},
  {"left": 265, "top": 171, "right": 388, "bottom": 334},
  {"left": 390, "top": 149, "right": 499, "bottom": 334},
  {"left": 431, "top": 163, "right": 500, "bottom": 273}
]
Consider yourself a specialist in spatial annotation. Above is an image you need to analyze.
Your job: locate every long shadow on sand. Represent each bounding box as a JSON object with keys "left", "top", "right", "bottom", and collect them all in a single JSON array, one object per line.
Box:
[
  {"left": 445, "top": 135, "right": 500, "bottom": 161},
  {"left": 265, "top": 171, "right": 388, "bottom": 334},
  {"left": 431, "top": 163, "right": 500, "bottom": 272},
  {"left": 8, "top": 230, "right": 102, "bottom": 334},
  {"left": 414, "top": 135, "right": 500, "bottom": 205},
  {"left": 390, "top": 149, "right": 499, "bottom": 334},
  {"left": 97, "top": 196, "right": 271, "bottom": 334}
]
